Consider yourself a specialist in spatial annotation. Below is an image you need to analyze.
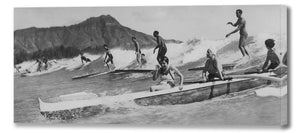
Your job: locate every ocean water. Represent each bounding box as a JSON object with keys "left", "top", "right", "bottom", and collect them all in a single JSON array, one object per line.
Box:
[{"left": 14, "top": 33, "right": 288, "bottom": 126}]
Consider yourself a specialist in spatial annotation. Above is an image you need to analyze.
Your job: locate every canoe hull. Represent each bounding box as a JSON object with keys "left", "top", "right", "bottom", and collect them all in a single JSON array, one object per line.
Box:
[
  {"left": 39, "top": 76, "right": 271, "bottom": 120},
  {"left": 134, "top": 79, "right": 267, "bottom": 106}
]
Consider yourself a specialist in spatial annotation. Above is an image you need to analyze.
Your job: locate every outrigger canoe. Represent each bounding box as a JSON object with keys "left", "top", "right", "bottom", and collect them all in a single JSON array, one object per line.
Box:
[{"left": 38, "top": 72, "right": 283, "bottom": 120}]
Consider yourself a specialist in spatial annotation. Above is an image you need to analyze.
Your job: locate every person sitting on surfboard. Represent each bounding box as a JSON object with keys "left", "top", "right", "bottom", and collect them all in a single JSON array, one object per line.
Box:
[
  {"left": 150, "top": 56, "right": 184, "bottom": 92},
  {"left": 202, "top": 49, "right": 224, "bottom": 82},
  {"left": 132, "top": 37, "right": 142, "bottom": 65},
  {"left": 80, "top": 53, "right": 91, "bottom": 65},
  {"left": 153, "top": 31, "right": 167, "bottom": 64},
  {"left": 226, "top": 9, "right": 250, "bottom": 58},
  {"left": 103, "top": 44, "right": 115, "bottom": 70},
  {"left": 260, "top": 39, "right": 280, "bottom": 72}
]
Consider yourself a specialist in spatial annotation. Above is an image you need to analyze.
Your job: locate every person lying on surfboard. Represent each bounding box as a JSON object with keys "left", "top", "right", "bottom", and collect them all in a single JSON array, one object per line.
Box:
[
  {"left": 80, "top": 53, "right": 91, "bottom": 65},
  {"left": 226, "top": 9, "right": 250, "bottom": 59},
  {"left": 150, "top": 56, "right": 184, "bottom": 92},
  {"left": 153, "top": 31, "right": 167, "bottom": 64},
  {"left": 103, "top": 44, "right": 115, "bottom": 71},
  {"left": 260, "top": 39, "right": 280, "bottom": 72},
  {"left": 132, "top": 37, "right": 142, "bottom": 65},
  {"left": 202, "top": 49, "right": 224, "bottom": 82}
]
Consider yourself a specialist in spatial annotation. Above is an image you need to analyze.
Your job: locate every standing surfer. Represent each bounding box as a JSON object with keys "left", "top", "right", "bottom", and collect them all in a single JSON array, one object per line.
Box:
[
  {"left": 103, "top": 44, "right": 115, "bottom": 71},
  {"left": 226, "top": 9, "right": 250, "bottom": 58},
  {"left": 132, "top": 37, "right": 142, "bottom": 66},
  {"left": 153, "top": 31, "right": 167, "bottom": 64}
]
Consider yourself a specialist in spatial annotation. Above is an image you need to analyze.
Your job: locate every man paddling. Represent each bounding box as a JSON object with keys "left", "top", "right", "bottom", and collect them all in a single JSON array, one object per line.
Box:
[
  {"left": 150, "top": 56, "right": 184, "bottom": 92},
  {"left": 226, "top": 9, "right": 250, "bottom": 58},
  {"left": 202, "top": 49, "right": 224, "bottom": 82},
  {"left": 153, "top": 31, "right": 167, "bottom": 64},
  {"left": 103, "top": 44, "right": 115, "bottom": 71},
  {"left": 80, "top": 53, "right": 91, "bottom": 65},
  {"left": 132, "top": 37, "right": 142, "bottom": 66}
]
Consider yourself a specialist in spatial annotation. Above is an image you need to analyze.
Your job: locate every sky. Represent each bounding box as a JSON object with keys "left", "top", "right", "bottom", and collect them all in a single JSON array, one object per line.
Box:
[{"left": 14, "top": 5, "right": 287, "bottom": 41}]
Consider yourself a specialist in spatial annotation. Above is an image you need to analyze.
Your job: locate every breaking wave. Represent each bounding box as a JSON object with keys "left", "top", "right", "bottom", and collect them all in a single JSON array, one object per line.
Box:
[{"left": 15, "top": 32, "right": 287, "bottom": 75}]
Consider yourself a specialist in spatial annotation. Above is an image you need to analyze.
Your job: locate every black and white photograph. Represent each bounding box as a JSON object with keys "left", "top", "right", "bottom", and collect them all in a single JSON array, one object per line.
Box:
[{"left": 14, "top": 5, "right": 288, "bottom": 126}]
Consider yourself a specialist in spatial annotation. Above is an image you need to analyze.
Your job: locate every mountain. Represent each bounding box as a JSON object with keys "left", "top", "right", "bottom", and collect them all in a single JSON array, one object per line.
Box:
[{"left": 14, "top": 15, "right": 168, "bottom": 63}]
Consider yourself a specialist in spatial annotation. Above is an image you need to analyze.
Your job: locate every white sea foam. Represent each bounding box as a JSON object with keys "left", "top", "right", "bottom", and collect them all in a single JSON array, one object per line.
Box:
[
  {"left": 15, "top": 32, "right": 287, "bottom": 75},
  {"left": 15, "top": 53, "right": 101, "bottom": 76},
  {"left": 255, "top": 85, "right": 287, "bottom": 97}
]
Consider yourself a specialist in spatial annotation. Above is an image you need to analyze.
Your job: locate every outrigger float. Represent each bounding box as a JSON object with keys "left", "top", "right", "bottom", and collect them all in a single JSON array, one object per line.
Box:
[{"left": 38, "top": 71, "right": 285, "bottom": 120}]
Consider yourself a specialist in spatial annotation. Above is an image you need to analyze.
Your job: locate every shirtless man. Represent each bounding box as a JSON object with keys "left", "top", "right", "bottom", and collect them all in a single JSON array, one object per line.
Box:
[
  {"left": 153, "top": 31, "right": 167, "bottom": 64},
  {"left": 132, "top": 37, "right": 141, "bottom": 65},
  {"left": 202, "top": 49, "right": 224, "bottom": 82},
  {"left": 226, "top": 9, "right": 250, "bottom": 58},
  {"left": 80, "top": 53, "right": 91, "bottom": 65},
  {"left": 150, "top": 56, "right": 184, "bottom": 92},
  {"left": 261, "top": 39, "right": 280, "bottom": 72},
  {"left": 103, "top": 44, "right": 114, "bottom": 70}
]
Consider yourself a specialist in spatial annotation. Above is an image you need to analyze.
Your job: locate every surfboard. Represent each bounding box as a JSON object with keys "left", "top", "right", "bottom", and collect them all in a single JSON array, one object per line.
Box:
[
  {"left": 72, "top": 69, "right": 155, "bottom": 79},
  {"left": 188, "top": 63, "right": 236, "bottom": 71},
  {"left": 71, "top": 71, "right": 102, "bottom": 80},
  {"left": 110, "top": 69, "right": 154, "bottom": 73}
]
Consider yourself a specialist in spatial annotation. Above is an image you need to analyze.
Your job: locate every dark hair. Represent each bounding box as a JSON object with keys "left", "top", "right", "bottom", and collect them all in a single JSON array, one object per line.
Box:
[
  {"left": 236, "top": 9, "right": 243, "bottom": 14},
  {"left": 207, "top": 49, "right": 213, "bottom": 55},
  {"left": 161, "top": 56, "right": 169, "bottom": 64},
  {"left": 153, "top": 31, "right": 159, "bottom": 36},
  {"left": 103, "top": 44, "right": 108, "bottom": 47},
  {"left": 265, "top": 39, "right": 275, "bottom": 48},
  {"left": 141, "top": 53, "right": 145, "bottom": 56},
  {"left": 132, "top": 37, "right": 136, "bottom": 40}
]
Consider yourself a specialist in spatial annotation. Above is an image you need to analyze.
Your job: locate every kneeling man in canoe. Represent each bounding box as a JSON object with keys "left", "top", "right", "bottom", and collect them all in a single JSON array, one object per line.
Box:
[
  {"left": 150, "top": 56, "right": 184, "bottom": 92},
  {"left": 202, "top": 49, "right": 224, "bottom": 82}
]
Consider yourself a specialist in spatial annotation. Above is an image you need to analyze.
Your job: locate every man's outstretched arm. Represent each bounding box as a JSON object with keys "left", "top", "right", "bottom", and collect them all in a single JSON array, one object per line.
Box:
[{"left": 226, "top": 24, "right": 242, "bottom": 37}]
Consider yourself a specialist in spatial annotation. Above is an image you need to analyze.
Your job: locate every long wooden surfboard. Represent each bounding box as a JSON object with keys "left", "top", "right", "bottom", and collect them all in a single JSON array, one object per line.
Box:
[
  {"left": 188, "top": 63, "right": 236, "bottom": 71},
  {"left": 71, "top": 71, "right": 102, "bottom": 80},
  {"left": 72, "top": 69, "right": 155, "bottom": 79}
]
